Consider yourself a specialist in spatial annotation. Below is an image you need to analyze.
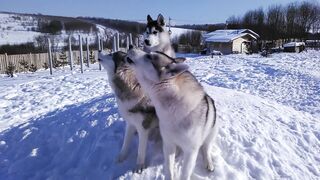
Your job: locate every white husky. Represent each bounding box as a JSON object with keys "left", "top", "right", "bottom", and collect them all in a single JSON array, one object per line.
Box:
[
  {"left": 143, "top": 14, "right": 176, "bottom": 58},
  {"left": 127, "top": 48, "right": 218, "bottom": 180},
  {"left": 98, "top": 51, "right": 158, "bottom": 173}
]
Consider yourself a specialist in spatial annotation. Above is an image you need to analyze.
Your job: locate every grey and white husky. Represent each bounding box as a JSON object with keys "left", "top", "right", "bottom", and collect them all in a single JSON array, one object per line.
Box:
[
  {"left": 143, "top": 14, "right": 176, "bottom": 58},
  {"left": 127, "top": 48, "right": 218, "bottom": 180},
  {"left": 98, "top": 51, "right": 158, "bottom": 172}
]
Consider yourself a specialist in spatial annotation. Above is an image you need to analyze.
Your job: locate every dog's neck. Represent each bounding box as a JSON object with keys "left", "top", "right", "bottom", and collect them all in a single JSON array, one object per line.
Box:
[{"left": 138, "top": 72, "right": 204, "bottom": 119}]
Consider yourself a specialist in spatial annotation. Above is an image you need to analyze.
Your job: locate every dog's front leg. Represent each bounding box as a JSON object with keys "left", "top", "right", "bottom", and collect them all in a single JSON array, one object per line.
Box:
[
  {"left": 133, "top": 128, "right": 149, "bottom": 173},
  {"left": 163, "top": 142, "right": 176, "bottom": 180},
  {"left": 180, "top": 149, "right": 199, "bottom": 180},
  {"left": 118, "top": 124, "right": 135, "bottom": 162}
]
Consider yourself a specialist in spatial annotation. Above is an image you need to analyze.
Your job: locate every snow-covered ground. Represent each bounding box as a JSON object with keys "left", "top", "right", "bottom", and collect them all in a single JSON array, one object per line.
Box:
[
  {"left": 0, "top": 51, "right": 319, "bottom": 179},
  {"left": 168, "top": 27, "right": 195, "bottom": 38}
]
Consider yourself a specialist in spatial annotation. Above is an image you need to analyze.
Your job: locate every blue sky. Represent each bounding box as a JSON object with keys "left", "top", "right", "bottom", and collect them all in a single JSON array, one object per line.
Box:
[{"left": 1, "top": 0, "right": 299, "bottom": 24}]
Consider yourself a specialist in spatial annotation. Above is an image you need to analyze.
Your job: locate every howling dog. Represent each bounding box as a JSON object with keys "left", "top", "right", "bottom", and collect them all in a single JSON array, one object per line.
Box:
[
  {"left": 98, "top": 51, "right": 158, "bottom": 173},
  {"left": 143, "top": 14, "right": 176, "bottom": 58},
  {"left": 127, "top": 48, "right": 218, "bottom": 180}
]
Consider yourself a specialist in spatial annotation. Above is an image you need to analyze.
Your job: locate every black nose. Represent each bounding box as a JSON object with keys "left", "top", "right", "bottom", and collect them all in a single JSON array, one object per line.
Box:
[
  {"left": 129, "top": 45, "right": 134, "bottom": 50},
  {"left": 144, "top": 39, "right": 151, "bottom": 46}
]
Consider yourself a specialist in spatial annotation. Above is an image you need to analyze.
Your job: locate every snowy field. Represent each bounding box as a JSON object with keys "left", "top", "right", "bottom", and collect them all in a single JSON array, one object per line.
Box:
[
  {"left": 0, "top": 12, "right": 117, "bottom": 46},
  {"left": 0, "top": 50, "right": 319, "bottom": 179}
]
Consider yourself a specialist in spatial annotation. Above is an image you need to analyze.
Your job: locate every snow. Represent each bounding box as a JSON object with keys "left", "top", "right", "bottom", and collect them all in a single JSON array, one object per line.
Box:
[
  {"left": 203, "top": 29, "right": 258, "bottom": 43},
  {"left": 168, "top": 27, "right": 197, "bottom": 38},
  {"left": 0, "top": 50, "right": 319, "bottom": 179},
  {"left": 0, "top": 12, "right": 118, "bottom": 46}
]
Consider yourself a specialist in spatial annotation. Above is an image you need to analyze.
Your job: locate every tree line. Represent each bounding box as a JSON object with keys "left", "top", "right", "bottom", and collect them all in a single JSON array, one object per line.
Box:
[{"left": 226, "top": 1, "right": 320, "bottom": 40}]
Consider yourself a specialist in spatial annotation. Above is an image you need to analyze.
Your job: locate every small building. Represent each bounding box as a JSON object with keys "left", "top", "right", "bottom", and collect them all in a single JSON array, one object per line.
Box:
[
  {"left": 283, "top": 42, "right": 305, "bottom": 53},
  {"left": 203, "top": 29, "right": 259, "bottom": 55}
]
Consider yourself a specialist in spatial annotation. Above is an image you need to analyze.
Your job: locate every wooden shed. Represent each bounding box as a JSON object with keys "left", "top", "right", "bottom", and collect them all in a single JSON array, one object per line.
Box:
[{"left": 203, "top": 29, "right": 259, "bottom": 55}]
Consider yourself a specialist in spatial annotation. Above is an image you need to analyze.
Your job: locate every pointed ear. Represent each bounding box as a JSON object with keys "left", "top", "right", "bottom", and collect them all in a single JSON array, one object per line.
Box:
[
  {"left": 174, "top": 57, "right": 186, "bottom": 63},
  {"left": 166, "top": 63, "right": 189, "bottom": 77},
  {"left": 157, "top": 14, "right": 165, "bottom": 26},
  {"left": 147, "top": 15, "right": 153, "bottom": 23}
]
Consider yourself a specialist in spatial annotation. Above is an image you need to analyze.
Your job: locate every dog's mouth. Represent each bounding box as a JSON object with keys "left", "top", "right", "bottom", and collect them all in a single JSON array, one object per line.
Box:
[
  {"left": 126, "top": 57, "right": 134, "bottom": 64},
  {"left": 144, "top": 39, "right": 151, "bottom": 46}
]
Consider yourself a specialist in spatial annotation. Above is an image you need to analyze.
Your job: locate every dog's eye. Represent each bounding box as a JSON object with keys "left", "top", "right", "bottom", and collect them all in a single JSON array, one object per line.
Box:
[{"left": 153, "top": 31, "right": 157, "bottom": 35}]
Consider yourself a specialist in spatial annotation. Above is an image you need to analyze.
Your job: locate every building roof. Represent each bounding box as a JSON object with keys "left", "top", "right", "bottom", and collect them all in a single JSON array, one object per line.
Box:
[{"left": 203, "top": 29, "right": 259, "bottom": 43}]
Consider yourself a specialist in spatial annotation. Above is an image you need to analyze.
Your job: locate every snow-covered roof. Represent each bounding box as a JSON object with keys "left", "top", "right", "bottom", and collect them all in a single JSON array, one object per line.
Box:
[
  {"left": 203, "top": 29, "right": 259, "bottom": 43},
  {"left": 205, "top": 33, "right": 257, "bottom": 43},
  {"left": 283, "top": 42, "right": 305, "bottom": 47}
]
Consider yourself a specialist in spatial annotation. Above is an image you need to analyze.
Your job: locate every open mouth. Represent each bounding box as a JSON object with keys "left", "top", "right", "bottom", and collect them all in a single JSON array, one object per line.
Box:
[{"left": 126, "top": 57, "right": 134, "bottom": 64}]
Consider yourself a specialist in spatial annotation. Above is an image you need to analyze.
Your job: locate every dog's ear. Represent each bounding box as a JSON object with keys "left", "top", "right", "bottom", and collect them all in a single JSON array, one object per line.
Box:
[
  {"left": 147, "top": 15, "right": 153, "bottom": 23},
  {"left": 174, "top": 57, "right": 186, "bottom": 63},
  {"left": 157, "top": 14, "right": 165, "bottom": 26},
  {"left": 165, "top": 63, "right": 189, "bottom": 77}
]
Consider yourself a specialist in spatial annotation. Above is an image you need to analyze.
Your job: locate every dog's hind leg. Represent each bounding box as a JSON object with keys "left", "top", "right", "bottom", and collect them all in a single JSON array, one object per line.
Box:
[
  {"left": 201, "top": 142, "right": 214, "bottom": 172},
  {"left": 135, "top": 128, "right": 149, "bottom": 173},
  {"left": 118, "top": 124, "right": 135, "bottom": 163},
  {"left": 180, "top": 148, "right": 199, "bottom": 180}
]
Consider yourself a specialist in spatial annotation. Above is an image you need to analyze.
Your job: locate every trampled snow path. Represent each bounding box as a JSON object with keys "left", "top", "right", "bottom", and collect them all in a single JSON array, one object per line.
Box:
[{"left": 0, "top": 51, "right": 319, "bottom": 179}]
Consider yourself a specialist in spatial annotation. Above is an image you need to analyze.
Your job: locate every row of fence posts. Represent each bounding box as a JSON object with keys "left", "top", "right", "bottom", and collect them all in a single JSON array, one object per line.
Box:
[{"left": 47, "top": 32, "right": 137, "bottom": 75}]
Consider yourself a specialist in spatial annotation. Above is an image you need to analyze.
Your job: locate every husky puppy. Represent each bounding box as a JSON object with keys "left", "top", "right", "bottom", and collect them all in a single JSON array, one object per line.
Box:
[
  {"left": 143, "top": 14, "right": 177, "bottom": 58},
  {"left": 127, "top": 48, "right": 218, "bottom": 180},
  {"left": 98, "top": 51, "right": 158, "bottom": 172}
]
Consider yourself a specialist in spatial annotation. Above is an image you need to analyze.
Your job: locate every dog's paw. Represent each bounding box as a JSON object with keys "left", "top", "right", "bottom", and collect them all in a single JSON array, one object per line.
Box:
[
  {"left": 206, "top": 163, "right": 215, "bottom": 172},
  {"left": 116, "top": 153, "right": 127, "bottom": 163},
  {"left": 133, "top": 164, "right": 146, "bottom": 174}
]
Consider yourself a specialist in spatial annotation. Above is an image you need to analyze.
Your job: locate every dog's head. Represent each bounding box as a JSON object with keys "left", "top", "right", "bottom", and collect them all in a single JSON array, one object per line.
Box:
[
  {"left": 144, "top": 14, "right": 169, "bottom": 48},
  {"left": 98, "top": 51, "right": 127, "bottom": 75},
  {"left": 127, "top": 48, "right": 187, "bottom": 83}
]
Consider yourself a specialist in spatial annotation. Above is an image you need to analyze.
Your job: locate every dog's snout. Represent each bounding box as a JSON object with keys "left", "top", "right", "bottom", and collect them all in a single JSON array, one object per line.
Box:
[{"left": 144, "top": 39, "right": 151, "bottom": 46}]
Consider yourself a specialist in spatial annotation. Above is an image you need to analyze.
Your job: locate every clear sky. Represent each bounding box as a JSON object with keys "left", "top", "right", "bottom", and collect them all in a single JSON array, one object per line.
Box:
[{"left": 0, "top": 0, "right": 305, "bottom": 25}]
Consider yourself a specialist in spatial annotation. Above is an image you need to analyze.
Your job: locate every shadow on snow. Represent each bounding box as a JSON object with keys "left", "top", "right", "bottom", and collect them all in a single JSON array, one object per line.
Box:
[{"left": 0, "top": 94, "right": 149, "bottom": 180}]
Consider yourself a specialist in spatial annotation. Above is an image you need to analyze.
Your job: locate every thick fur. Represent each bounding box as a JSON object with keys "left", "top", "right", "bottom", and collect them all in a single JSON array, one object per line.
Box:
[
  {"left": 127, "top": 48, "right": 218, "bottom": 180},
  {"left": 143, "top": 14, "right": 176, "bottom": 58},
  {"left": 98, "top": 51, "right": 158, "bottom": 172}
]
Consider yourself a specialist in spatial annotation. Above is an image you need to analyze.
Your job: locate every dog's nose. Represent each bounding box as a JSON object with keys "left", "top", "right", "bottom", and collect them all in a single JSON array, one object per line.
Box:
[{"left": 144, "top": 39, "right": 151, "bottom": 46}]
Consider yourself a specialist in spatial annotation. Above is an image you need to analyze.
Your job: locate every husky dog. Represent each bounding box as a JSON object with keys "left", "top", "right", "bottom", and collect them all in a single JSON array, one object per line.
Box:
[
  {"left": 143, "top": 14, "right": 176, "bottom": 58},
  {"left": 98, "top": 51, "right": 158, "bottom": 172},
  {"left": 127, "top": 48, "right": 218, "bottom": 180}
]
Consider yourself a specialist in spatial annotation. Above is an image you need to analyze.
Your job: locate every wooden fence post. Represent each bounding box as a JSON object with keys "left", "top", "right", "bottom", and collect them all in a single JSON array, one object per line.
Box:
[
  {"left": 135, "top": 37, "right": 139, "bottom": 47},
  {"left": 97, "top": 36, "right": 102, "bottom": 70},
  {"left": 100, "top": 38, "right": 104, "bottom": 50},
  {"left": 79, "top": 35, "right": 84, "bottom": 73},
  {"left": 68, "top": 36, "right": 73, "bottom": 71},
  {"left": 48, "top": 38, "right": 53, "bottom": 75},
  {"left": 98, "top": 36, "right": 101, "bottom": 51},
  {"left": 116, "top": 33, "right": 120, "bottom": 51},
  {"left": 4, "top": 53, "right": 8, "bottom": 69},
  {"left": 126, "top": 36, "right": 130, "bottom": 50},
  {"left": 129, "top": 33, "right": 133, "bottom": 45},
  {"left": 86, "top": 37, "right": 90, "bottom": 67}
]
